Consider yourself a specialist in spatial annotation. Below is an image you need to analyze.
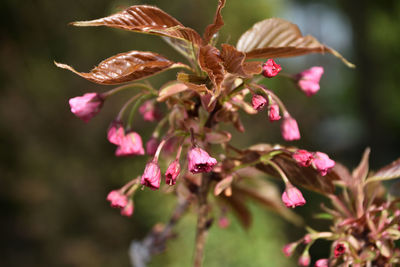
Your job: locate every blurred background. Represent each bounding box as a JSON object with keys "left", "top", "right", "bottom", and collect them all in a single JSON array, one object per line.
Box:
[{"left": 1, "top": 0, "right": 399, "bottom": 266}]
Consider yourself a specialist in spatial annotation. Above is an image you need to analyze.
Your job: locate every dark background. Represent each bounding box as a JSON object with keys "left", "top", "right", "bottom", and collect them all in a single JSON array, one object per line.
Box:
[{"left": 1, "top": 0, "right": 399, "bottom": 266}]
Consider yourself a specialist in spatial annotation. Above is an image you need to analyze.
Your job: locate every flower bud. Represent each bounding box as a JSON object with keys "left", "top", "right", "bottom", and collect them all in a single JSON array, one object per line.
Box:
[
  {"left": 282, "top": 185, "right": 306, "bottom": 208},
  {"left": 146, "top": 137, "right": 159, "bottom": 156},
  {"left": 69, "top": 93, "right": 103, "bottom": 122},
  {"left": 303, "top": 234, "right": 312, "bottom": 244},
  {"left": 165, "top": 160, "right": 180, "bottom": 185},
  {"left": 268, "top": 103, "right": 281, "bottom": 121},
  {"left": 298, "top": 251, "right": 311, "bottom": 266},
  {"left": 115, "top": 132, "right": 145, "bottom": 157},
  {"left": 107, "top": 190, "right": 128, "bottom": 209},
  {"left": 312, "top": 152, "right": 335, "bottom": 176},
  {"left": 282, "top": 242, "right": 297, "bottom": 257},
  {"left": 252, "top": 94, "right": 267, "bottom": 111},
  {"left": 218, "top": 217, "right": 230, "bottom": 229},
  {"left": 314, "top": 259, "right": 329, "bottom": 267},
  {"left": 107, "top": 121, "right": 125, "bottom": 145},
  {"left": 281, "top": 116, "right": 300, "bottom": 141},
  {"left": 262, "top": 59, "right": 282, "bottom": 78},
  {"left": 293, "top": 150, "right": 314, "bottom": 167},
  {"left": 120, "top": 200, "right": 134, "bottom": 217},
  {"left": 297, "top": 67, "right": 324, "bottom": 96},
  {"left": 188, "top": 147, "right": 217, "bottom": 174},
  {"left": 141, "top": 161, "right": 161, "bottom": 190},
  {"left": 139, "top": 100, "right": 161, "bottom": 122}
]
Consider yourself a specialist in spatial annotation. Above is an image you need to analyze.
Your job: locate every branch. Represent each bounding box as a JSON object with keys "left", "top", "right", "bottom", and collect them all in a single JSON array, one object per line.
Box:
[{"left": 129, "top": 198, "right": 190, "bottom": 267}]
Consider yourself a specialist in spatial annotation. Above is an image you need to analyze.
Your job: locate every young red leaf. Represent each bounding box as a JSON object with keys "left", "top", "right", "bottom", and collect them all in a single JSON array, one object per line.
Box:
[
  {"left": 198, "top": 45, "right": 225, "bottom": 96},
  {"left": 236, "top": 18, "right": 354, "bottom": 68},
  {"left": 203, "top": 0, "right": 226, "bottom": 45},
  {"left": 55, "top": 51, "right": 175, "bottom": 84},
  {"left": 157, "top": 81, "right": 189, "bottom": 102},
  {"left": 220, "top": 43, "right": 263, "bottom": 78},
  {"left": 368, "top": 158, "right": 400, "bottom": 183},
  {"left": 72, "top": 5, "right": 202, "bottom": 45}
]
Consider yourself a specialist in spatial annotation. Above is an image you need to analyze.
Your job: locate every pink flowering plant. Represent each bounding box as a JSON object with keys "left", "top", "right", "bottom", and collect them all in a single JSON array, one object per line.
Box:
[{"left": 56, "top": 1, "right": 400, "bottom": 266}]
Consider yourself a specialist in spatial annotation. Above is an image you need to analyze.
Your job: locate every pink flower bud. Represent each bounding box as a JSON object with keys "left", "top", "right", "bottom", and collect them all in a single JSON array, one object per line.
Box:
[
  {"left": 282, "top": 186, "right": 306, "bottom": 208},
  {"left": 303, "top": 234, "right": 312, "bottom": 244},
  {"left": 293, "top": 150, "right": 314, "bottom": 167},
  {"left": 218, "top": 217, "right": 230, "bottom": 229},
  {"left": 262, "top": 59, "right": 282, "bottom": 78},
  {"left": 165, "top": 160, "right": 180, "bottom": 186},
  {"left": 139, "top": 100, "right": 161, "bottom": 122},
  {"left": 297, "top": 67, "right": 324, "bottom": 96},
  {"left": 107, "top": 121, "right": 125, "bottom": 145},
  {"left": 146, "top": 137, "right": 159, "bottom": 156},
  {"left": 188, "top": 147, "right": 217, "bottom": 174},
  {"left": 334, "top": 243, "right": 345, "bottom": 258},
  {"left": 268, "top": 103, "right": 281, "bottom": 121},
  {"left": 120, "top": 200, "right": 134, "bottom": 217},
  {"left": 282, "top": 242, "right": 297, "bottom": 257},
  {"left": 69, "top": 93, "right": 103, "bottom": 122},
  {"left": 298, "top": 252, "right": 311, "bottom": 266},
  {"left": 314, "top": 259, "right": 329, "bottom": 267},
  {"left": 115, "top": 132, "right": 145, "bottom": 157},
  {"left": 312, "top": 152, "right": 335, "bottom": 176},
  {"left": 141, "top": 161, "right": 161, "bottom": 190},
  {"left": 281, "top": 116, "right": 300, "bottom": 141},
  {"left": 107, "top": 190, "right": 128, "bottom": 209},
  {"left": 252, "top": 94, "right": 267, "bottom": 111}
]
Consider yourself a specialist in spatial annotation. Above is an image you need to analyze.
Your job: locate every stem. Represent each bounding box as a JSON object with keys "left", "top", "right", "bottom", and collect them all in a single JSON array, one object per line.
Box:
[
  {"left": 193, "top": 172, "right": 212, "bottom": 267},
  {"left": 117, "top": 93, "right": 144, "bottom": 121},
  {"left": 102, "top": 83, "right": 155, "bottom": 98},
  {"left": 265, "top": 159, "right": 290, "bottom": 184}
]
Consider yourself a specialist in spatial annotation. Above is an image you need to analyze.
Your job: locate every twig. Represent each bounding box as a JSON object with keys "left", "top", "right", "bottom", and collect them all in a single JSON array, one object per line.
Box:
[
  {"left": 193, "top": 173, "right": 212, "bottom": 267},
  {"left": 129, "top": 198, "right": 190, "bottom": 267}
]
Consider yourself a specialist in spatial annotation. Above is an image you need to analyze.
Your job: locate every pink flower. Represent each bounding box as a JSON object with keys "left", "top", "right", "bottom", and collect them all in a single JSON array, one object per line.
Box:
[
  {"left": 298, "top": 252, "right": 311, "bottom": 266},
  {"left": 282, "top": 242, "right": 297, "bottom": 257},
  {"left": 107, "top": 190, "right": 128, "bottom": 209},
  {"left": 139, "top": 100, "right": 161, "bottom": 122},
  {"left": 268, "top": 103, "right": 281, "bottom": 121},
  {"left": 141, "top": 161, "right": 161, "bottom": 190},
  {"left": 188, "top": 147, "right": 217, "bottom": 174},
  {"left": 312, "top": 152, "right": 335, "bottom": 176},
  {"left": 252, "top": 94, "right": 267, "bottom": 111},
  {"left": 165, "top": 160, "right": 180, "bottom": 185},
  {"left": 293, "top": 150, "right": 314, "bottom": 167},
  {"left": 115, "top": 132, "right": 145, "bottom": 157},
  {"left": 315, "top": 259, "right": 329, "bottom": 267},
  {"left": 334, "top": 243, "right": 345, "bottom": 258},
  {"left": 107, "top": 121, "right": 125, "bottom": 145},
  {"left": 297, "top": 67, "right": 324, "bottom": 96},
  {"left": 282, "top": 186, "right": 306, "bottom": 208},
  {"left": 69, "top": 93, "right": 103, "bottom": 122},
  {"left": 120, "top": 200, "right": 134, "bottom": 217},
  {"left": 262, "top": 59, "right": 282, "bottom": 78},
  {"left": 218, "top": 217, "right": 230, "bottom": 229},
  {"left": 146, "top": 137, "right": 159, "bottom": 156},
  {"left": 281, "top": 115, "right": 300, "bottom": 141}
]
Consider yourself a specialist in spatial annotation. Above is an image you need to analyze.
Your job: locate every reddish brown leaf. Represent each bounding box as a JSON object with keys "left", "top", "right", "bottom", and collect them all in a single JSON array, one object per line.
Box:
[
  {"left": 369, "top": 158, "right": 400, "bottom": 182},
  {"left": 157, "top": 82, "right": 188, "bottom": 102},
  {"left": 55, "top": 51, "right": 175, "bottom": 84},
  {"left": 352, "top": 148, "right": 370, "bottom": 183},
  {"left": 72, "top": 5, "right": 202, "bottom": 47},
  {"left": 236, "top": 18, "right": 354, "bottom": 68},
  {"left": 220, "top": 44, "right": 262, "bottom": 78},
  {"left": 205, "top": 128, "right": 231, "bottom": 144},
  {"left": 214, "top": 175, "right": 233, "bottom": 196},
  {"left": 198, "top": 45, "right": 225, "bottom": 95},
  {"left": 203, "top": 0, "right": 226, "bottom": 44}
]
